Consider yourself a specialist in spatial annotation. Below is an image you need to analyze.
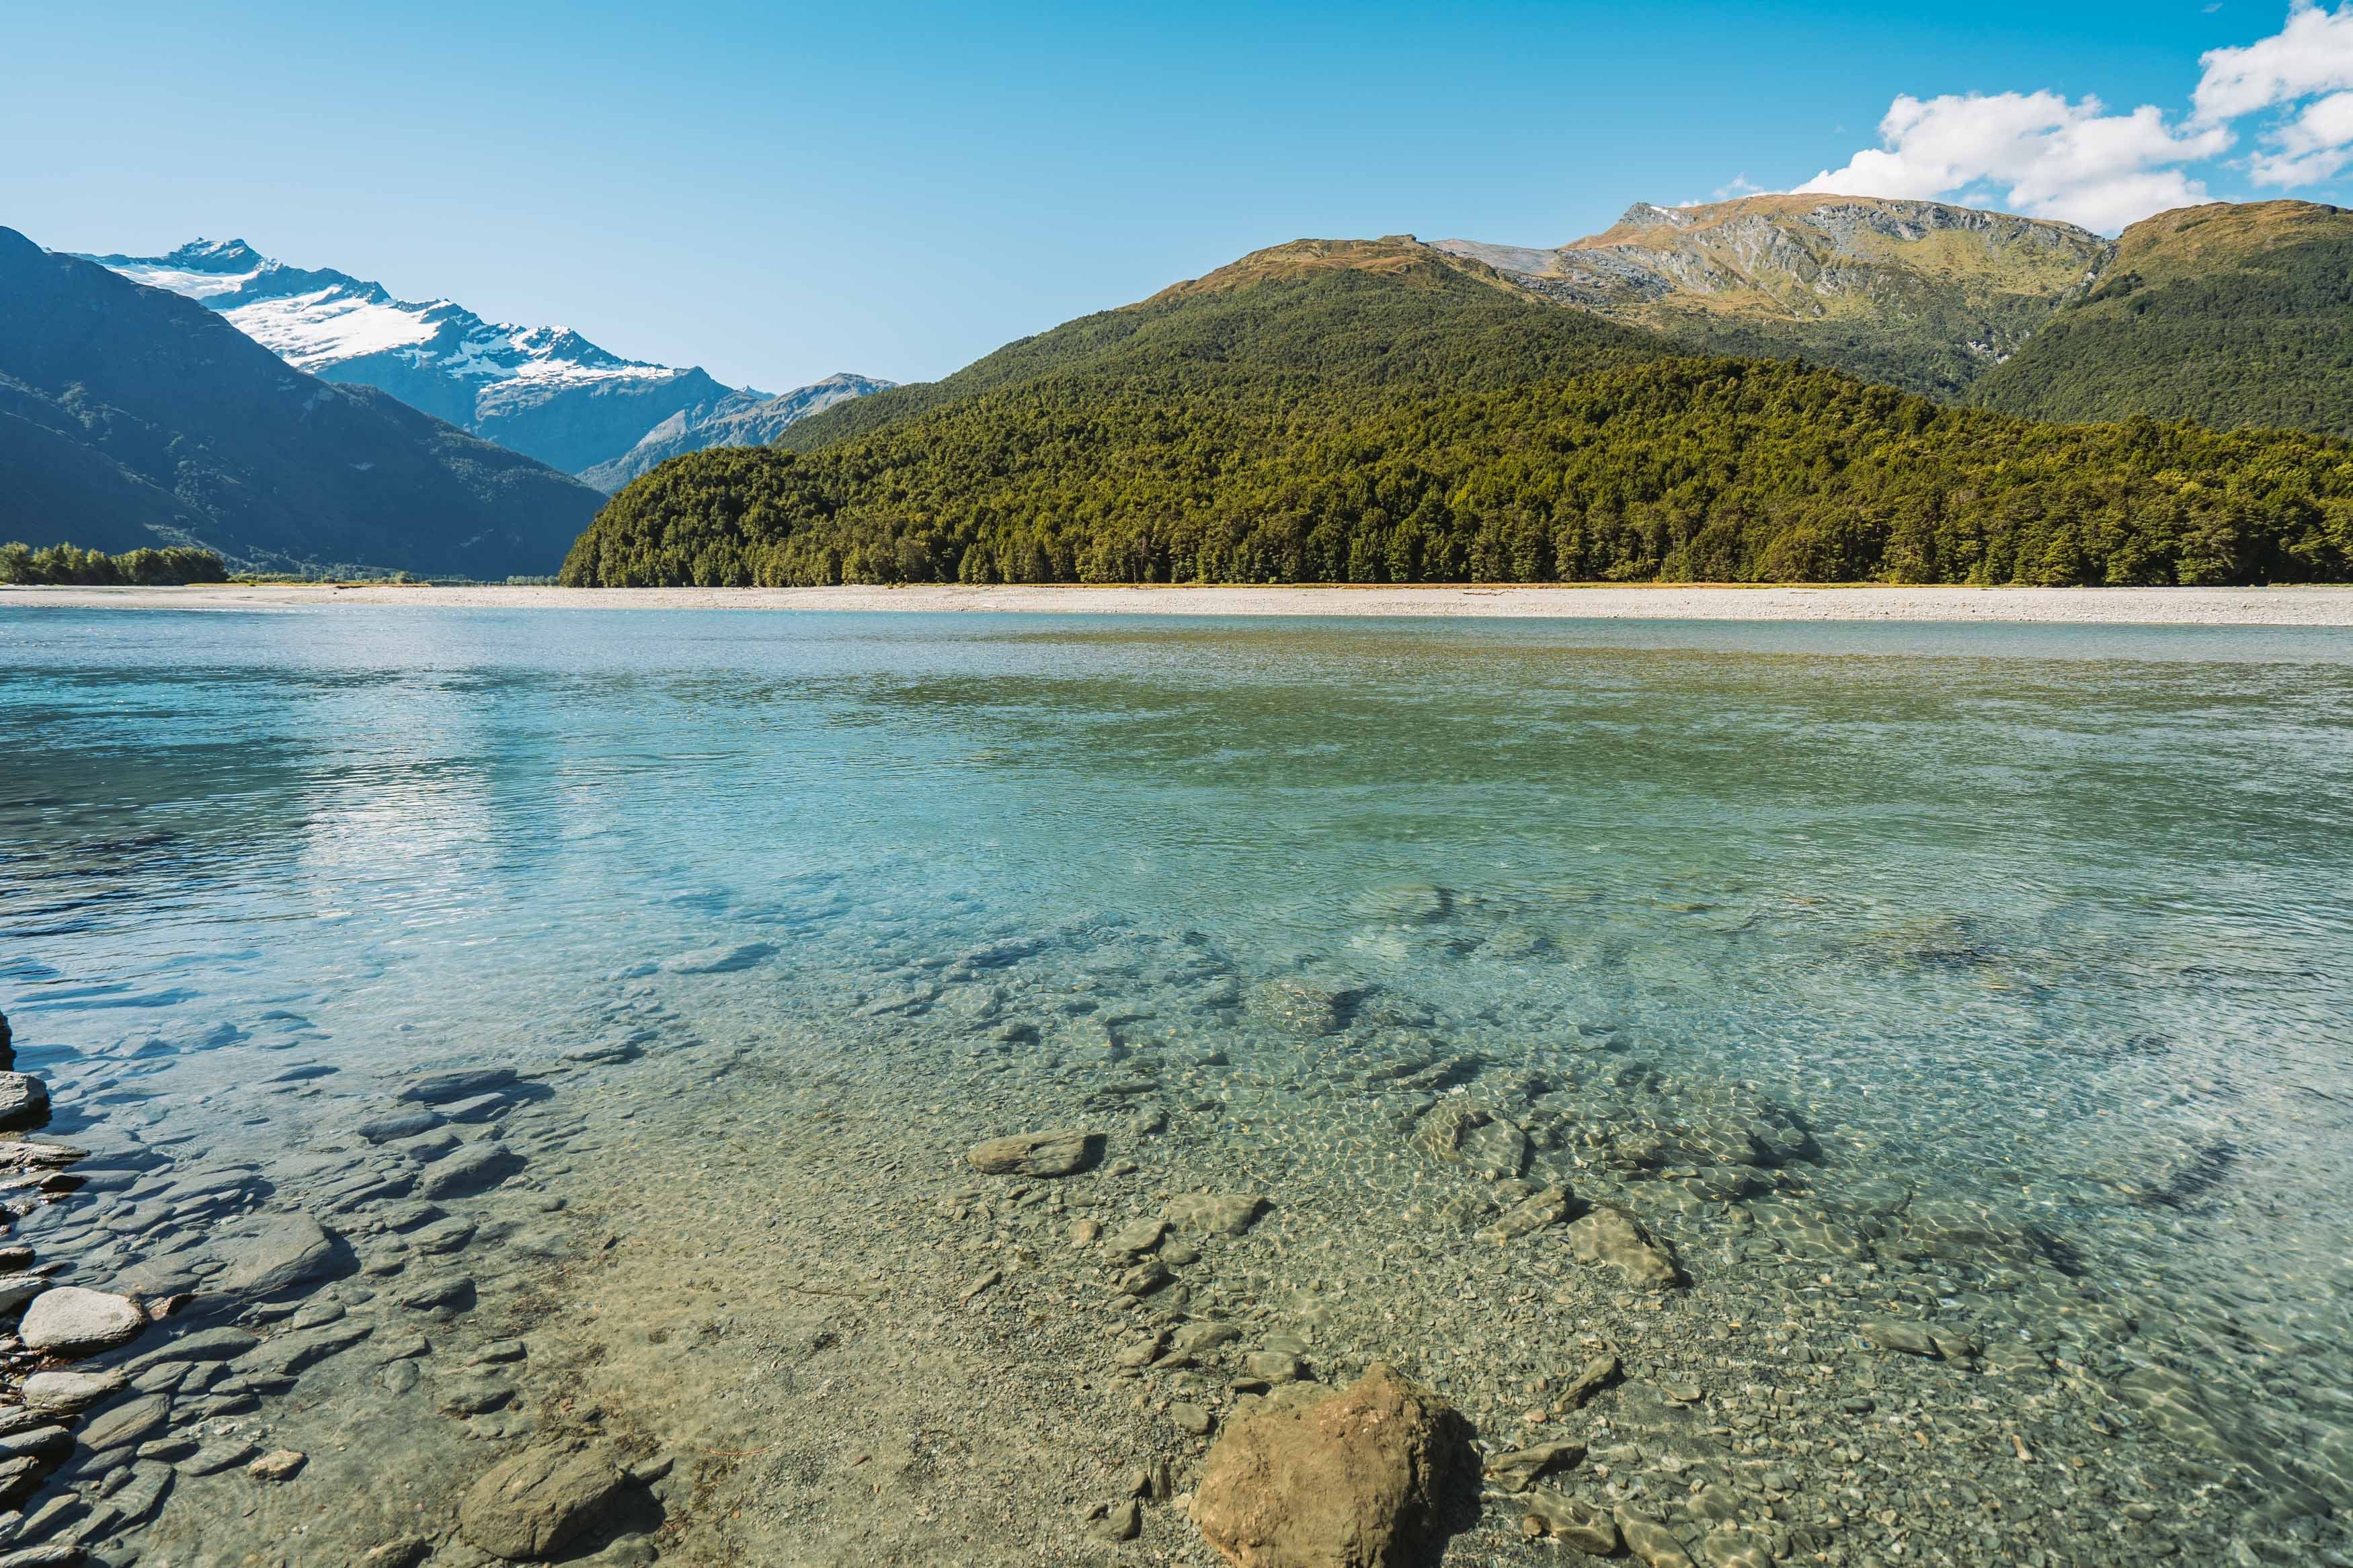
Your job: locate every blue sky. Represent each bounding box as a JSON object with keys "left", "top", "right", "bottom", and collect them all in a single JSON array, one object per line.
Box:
[{"left": 8, "top": 1, "right": 2352, "bottom": 391}]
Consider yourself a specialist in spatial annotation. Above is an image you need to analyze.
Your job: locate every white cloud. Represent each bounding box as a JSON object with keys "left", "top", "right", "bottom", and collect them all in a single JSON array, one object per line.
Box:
[
  {"left": 2193, "top": 2, "right": 2353, "bottom": 122},
  {"left": 2190, "top": 4, "right": 2353, "bottom": 184},
  {"left": 2254, "top": 89, "right": 2353, "bottom": 181},
  {"left": 1794, "top": 91, "right": 2227, "bottom": 232}
]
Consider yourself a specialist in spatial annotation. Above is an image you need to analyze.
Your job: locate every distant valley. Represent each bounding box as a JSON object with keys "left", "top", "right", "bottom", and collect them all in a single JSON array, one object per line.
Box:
[{"left": 83, "top": 239, "right": 888, "bottom": 485}]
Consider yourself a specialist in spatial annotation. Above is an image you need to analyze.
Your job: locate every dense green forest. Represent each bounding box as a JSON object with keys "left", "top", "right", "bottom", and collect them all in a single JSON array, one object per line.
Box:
[
  {"left": 0, "top": 541, "right": 227, "bottom": 585},
  {"left": 562, "top": 241, "right": 2353, "bottom": 589},
  {"left": 563, "top": 359, "right": 2353, "bottom": 589}
]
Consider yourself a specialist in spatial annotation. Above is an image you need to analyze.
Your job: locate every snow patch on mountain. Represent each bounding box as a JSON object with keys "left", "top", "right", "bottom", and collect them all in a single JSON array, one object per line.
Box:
[{"left": 80, "top": 238, "right": 887, "bottom": 477}]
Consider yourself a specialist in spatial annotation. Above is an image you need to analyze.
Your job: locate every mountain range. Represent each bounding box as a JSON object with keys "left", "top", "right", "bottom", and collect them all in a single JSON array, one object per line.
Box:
[
  {"left": 17, "top": 194, "right": 2353, "bottom": 582},
  {"left": 1433, "top": 194, "right": 2353, "bottom": 434},
  {"left": 578, "top": 372, "right": 894, "bottom": 493},
  {"left": 0, "top": 227, "right": 601, "bottom": 577},
  {"left": 81, "top": 239, "right": 886, "bottom": 483}
]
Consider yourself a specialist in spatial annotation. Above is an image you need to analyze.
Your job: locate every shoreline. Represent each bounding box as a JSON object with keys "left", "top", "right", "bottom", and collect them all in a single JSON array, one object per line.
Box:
[{"left": 7, "top": 580, "right": 2353, "bottom": 624}]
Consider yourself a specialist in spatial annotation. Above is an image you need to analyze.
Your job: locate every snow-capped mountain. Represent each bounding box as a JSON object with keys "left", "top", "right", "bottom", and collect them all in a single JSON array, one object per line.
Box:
[
  {"left": 578, "top": 372, "right": 895, "bottom": 493},
  {"left": 82, "top": 239, "right": 883, "bottom": 478}
]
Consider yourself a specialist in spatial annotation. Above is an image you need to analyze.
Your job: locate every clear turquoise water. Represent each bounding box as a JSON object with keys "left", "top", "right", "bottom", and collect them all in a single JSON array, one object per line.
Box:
[{"left": 5, "top": 606, "right": 2353, "bottom": 1561}]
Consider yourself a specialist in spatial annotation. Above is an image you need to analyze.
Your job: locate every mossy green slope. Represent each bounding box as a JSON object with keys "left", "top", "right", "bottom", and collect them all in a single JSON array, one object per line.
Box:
[{"left": 774, "top": 239, "right": 1654, "bottom": 453}]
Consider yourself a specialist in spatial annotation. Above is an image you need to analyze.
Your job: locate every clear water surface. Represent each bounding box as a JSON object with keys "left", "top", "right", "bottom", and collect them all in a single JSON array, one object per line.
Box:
[{"left": 2, "top": 606, "right": 2350, "bottom": 1567}]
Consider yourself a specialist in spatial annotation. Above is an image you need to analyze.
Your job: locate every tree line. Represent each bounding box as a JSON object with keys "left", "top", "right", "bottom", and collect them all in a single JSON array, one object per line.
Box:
[{"left": 1, "top": 542, "right": 229, "bottom": 585}]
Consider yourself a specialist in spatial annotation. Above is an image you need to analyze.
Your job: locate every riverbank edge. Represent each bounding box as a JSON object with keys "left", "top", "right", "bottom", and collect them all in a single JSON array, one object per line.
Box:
[{"left": 9, "top": 582, "right": 2353, "bottom": 625}]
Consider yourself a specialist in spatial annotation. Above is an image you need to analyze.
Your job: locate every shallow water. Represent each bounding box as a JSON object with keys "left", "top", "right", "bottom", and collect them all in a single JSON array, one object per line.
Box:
[{"left": 3, "top": 608, "right": 2351, "bottom": 1567}]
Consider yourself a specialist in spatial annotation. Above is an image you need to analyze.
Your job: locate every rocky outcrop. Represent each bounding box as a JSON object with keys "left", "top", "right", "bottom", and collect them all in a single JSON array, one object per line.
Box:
[{"left": 1191, "top": 1364, "right": 1474, "bottom": 1567}]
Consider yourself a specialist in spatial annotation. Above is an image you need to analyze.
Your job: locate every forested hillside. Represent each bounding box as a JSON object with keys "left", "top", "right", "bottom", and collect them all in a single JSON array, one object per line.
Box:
[
  {"left": 1972, "top": 202, "right": 2353, "bottom": 438},
  {"left": 564, "top": 335, "right": 2352, "bottom": 590}
]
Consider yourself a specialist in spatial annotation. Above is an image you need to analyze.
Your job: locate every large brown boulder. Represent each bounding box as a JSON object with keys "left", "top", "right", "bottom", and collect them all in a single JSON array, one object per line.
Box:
[
  {"left": 1191, "top": 1364, "right": 1474, "bottom": 1568},
  {"left": 459, "top": 1444, "right": 626, "bottom": 1561}
]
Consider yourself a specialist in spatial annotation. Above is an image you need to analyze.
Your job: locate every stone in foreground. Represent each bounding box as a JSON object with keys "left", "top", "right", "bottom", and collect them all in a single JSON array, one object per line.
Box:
[
  {"left": 19, "top": 1286, "right": 145, "bottom": 1357},
  {"left": 0, "top": 1073, "right": 48, "bottom": 1131},
  {"left": 460, "top": 1443, "right": 627, "bottom": 1560},
  {"left": 1191, "top": 1363, "right": 1472, "bottom": 1568},
  {"left": 965, "top": 1128, "right": 1101, "bottom": 1177}
]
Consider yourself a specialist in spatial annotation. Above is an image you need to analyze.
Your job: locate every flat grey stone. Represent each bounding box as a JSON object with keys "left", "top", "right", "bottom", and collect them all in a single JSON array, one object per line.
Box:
[
  {"left": 79, "top": 1393, "right": 170, "bottom": 1454},
  {"left": 21, "top": 1369, "right": 126, "bottom": 1415},
  {"left": 19, "top": 1287, "right": 145, "bottom": 1357}
]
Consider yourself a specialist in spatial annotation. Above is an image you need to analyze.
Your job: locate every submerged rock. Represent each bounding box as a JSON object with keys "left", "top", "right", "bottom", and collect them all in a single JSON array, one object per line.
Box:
[
  {"left": 397, "top": 1067, "right": 521, "bottom": 1105},
  {"left": 1483, "top": 1439, "right": 1584, "bottom": 1494},
  {"left": 965, "top": 1129, "right": 1101, "bottom": 1177},
  {"left": 421, "top": 1142, "right": 524, "bottom": 1198},
  {"left": 1250, "top": 978, "right": 1369, "bottom": 1037},
  {"left": 460, "top": 1443, "right": 627, "bottom": 1561},
  {"left": 1357, "top": 885, "right": 1454, "bottom": 925},
  {"left": 1861, "top": 1319, "right": 1940, "bottom": 1358},
  {"left": 248, "top": 1448, "right": 307, "bottom": 1481},
  {"left": 1522, "top": 1490, "right": 1618, "bottom": 1553},
  {"left": 1615, "top": 1507, "right": 1697, "bottom": 1567},
  {"left": 1563, "top": 1207, "right": 1681, "bottom": 1289},
  {"left": 1414, "top": 1103, "right": 1528, "bottom": 1180},
  {"left": 1191, "top": 1363, "right": 1473, "bottom": 1568},
  {"left": 1478, "top": 1187, "right": 1570, "bottom": 1245},
  {"left": 217, "top": 1211, "right": 340, "bottom": 1296},
  {"left": 1164, "top": 1193, "right": 1268, "bottom": 1237},
  {"left": 661, "top": 942, "right": 776, "bottom": 975},
  {"left": 19, "top": 1286, "right": 145, "bottom": 1357}
]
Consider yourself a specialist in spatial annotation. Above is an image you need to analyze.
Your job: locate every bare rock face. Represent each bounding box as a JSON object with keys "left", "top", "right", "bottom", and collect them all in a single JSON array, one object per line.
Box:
[
  {"left": 459, "top": 1443, "right": 626, "bottom": 1561},
  {"left": 1192, "top": 1364, "right": 1474, "bottom": 1568},
  {"left": 965, "top": 1129, "right": 1100, "bottom": 1177}
]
